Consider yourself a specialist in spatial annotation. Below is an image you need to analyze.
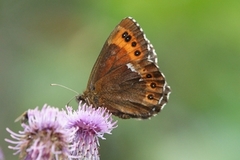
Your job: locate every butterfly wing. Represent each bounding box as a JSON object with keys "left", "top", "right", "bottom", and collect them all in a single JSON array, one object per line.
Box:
[{"left": 78, "top": 17, "right": 170, "bottom": 119}]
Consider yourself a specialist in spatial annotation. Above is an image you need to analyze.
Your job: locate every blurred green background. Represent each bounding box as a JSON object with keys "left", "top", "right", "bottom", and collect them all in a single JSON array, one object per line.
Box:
[{"left": 1, "top": 0, "right": 239, "bottom": 160}]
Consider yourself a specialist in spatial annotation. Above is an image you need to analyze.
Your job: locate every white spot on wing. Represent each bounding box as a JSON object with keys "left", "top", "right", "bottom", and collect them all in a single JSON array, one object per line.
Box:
[
  {"left": 126, "top": 63, "right": 137, "bottom": 72},
  {"left": 127, "top": 63, "right": 144, "bottom": 82}
]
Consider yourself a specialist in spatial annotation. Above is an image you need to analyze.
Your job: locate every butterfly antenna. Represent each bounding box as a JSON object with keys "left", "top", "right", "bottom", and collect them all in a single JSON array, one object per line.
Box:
[
  {"left": 50, "top": 83, "right": 79, "bottom": 95},
  {"left": 51, "top": 83, "right": 80, "bottom": 106}
]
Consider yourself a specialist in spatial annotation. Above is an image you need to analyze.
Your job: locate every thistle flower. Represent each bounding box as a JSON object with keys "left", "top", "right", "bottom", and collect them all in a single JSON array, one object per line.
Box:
[
  {"left": 6, "top": 103, "right": 117, "bottom": 160},
  {"left": 5, "top": 104, "right": 76, "bottom": 160},
  {"left": 66, "top": 102, "right": 117, "bottom": 160}
]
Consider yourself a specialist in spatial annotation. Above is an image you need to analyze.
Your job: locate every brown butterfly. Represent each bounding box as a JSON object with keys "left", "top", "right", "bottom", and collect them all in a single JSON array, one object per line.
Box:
[{"left": 77, "top": 17, "right": 171, "bottom": 119}]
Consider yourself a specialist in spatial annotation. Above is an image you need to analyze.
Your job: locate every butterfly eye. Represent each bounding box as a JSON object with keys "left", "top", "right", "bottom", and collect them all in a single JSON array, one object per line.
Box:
[{"left": 91, "top": 85, "right": 95, "bottom": 90}]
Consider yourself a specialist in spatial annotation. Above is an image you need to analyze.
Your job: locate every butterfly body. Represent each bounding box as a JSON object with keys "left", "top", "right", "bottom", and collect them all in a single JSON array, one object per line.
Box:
[{"left": 77, "top": 17, "right": 171, "bottom": 119}]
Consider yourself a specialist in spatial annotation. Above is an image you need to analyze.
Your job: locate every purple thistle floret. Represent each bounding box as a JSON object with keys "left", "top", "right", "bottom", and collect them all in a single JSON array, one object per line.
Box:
[
  {"left": 5, "top": 104, "right": 76, "bottom": 160},
  {"left": 0, "top": 147, "right": 5, "bottom": 160},
  {"left": 66, "top": 102, "right": 117, "bottom": 160}
]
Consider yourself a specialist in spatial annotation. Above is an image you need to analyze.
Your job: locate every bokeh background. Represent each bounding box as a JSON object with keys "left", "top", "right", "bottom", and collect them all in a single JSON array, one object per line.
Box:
[{"left": 1, "top": 1, "right": 239, "bottom": 160}]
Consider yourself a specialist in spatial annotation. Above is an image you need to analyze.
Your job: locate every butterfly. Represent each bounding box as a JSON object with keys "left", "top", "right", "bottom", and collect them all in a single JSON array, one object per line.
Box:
[{"left": 77, "top": 17, "right": 171, "bottom": 119}]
